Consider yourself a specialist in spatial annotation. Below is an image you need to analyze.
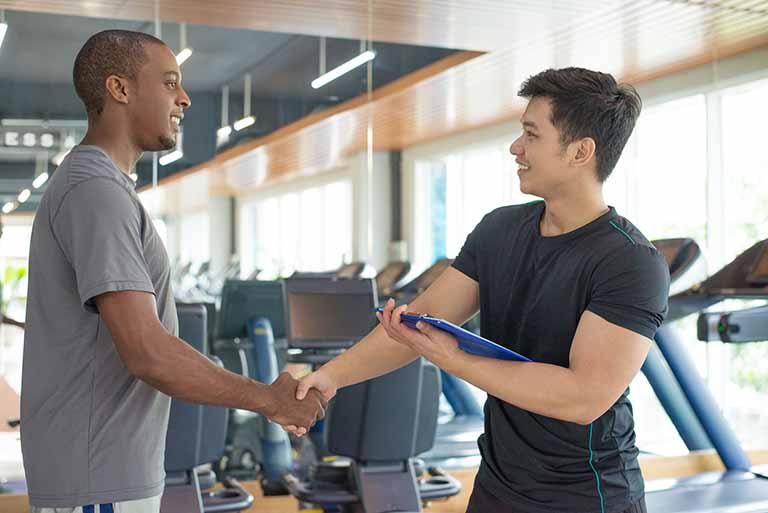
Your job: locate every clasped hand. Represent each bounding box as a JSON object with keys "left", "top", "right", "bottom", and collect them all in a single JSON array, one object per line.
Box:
[{"left": 264, "top": 372, "right": 327, "bottom": 436}]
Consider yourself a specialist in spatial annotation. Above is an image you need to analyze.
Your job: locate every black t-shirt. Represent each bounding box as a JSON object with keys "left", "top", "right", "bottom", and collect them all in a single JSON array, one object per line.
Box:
[{"left": 452, "top": 201, "right": 670, "bottom": 513}]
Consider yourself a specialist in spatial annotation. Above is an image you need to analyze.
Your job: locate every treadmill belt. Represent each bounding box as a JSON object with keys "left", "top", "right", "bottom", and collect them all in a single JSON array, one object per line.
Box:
[{"left": 646, "top": 471, "right": 768, "bottom": 513}]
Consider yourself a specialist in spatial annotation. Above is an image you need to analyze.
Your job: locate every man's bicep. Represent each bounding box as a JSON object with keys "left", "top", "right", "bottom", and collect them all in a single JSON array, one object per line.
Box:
[
  {"left": 569, "top": 311, "right": 651, "bottom": 413},
  {"left": 415, "top": 266, "right": 480, "bottom": 325},
  {"left": 95, "top": 290, "right": 164, "bottom": 372}
]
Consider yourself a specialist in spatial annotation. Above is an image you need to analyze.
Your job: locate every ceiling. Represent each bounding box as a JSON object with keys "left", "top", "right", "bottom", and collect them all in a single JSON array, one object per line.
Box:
[
  {"left": 1, "top": 0, "right": 605, "bottom": 51},
  {"left": 0, "top": 8, "right": 458, "bottom": 211},
  {"left": 137, "top": 0, "right": 768, "bottom": 215},
  {"left": 0, "top": 10, "right": 457, "bottom": 97},
  {"left": 2, "top": 0, "right": 768, "bottom": 216}
]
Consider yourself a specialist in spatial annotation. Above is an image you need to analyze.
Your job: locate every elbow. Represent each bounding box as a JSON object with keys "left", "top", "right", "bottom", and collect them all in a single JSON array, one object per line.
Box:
[
  {"left": 119, "top": 342, "right": 163, "bottom": 383},
  {"left": 123, "top": 352, "right": 155, "bottom": 381},
  {"left": 571, "top": 403, "right": 610, "bottom": 426}
]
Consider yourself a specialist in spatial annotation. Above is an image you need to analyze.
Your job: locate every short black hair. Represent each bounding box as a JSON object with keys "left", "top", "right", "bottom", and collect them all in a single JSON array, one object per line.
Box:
[
  {"left": 73, "top": 30, "right": 166, "bottom": 118},
  {"left": 518, "top": 67, "right": 642, "bottom": 182}
]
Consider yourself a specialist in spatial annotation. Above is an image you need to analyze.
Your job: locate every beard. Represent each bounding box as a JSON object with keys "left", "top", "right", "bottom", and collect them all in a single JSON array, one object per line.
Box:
[{"left": 158, "top": 134, "right": 176, "bottom": 151}]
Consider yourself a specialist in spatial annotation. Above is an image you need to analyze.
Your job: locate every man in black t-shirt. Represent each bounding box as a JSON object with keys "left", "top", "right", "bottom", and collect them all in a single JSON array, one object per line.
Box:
[{"left": 295, "top": 68, "right": 670, "bottom": 513}]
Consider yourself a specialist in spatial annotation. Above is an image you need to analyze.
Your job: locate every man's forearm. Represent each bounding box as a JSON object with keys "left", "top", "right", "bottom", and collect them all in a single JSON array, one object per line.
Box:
[
  {"left": 135, "top": 330, "right": 273, "bottom": 414},
  {"left": 321, "top": 324, "right": 420, "bottom": 388},
  {"left": 446, "top": 353, "right": 603, "bottom": 425}
]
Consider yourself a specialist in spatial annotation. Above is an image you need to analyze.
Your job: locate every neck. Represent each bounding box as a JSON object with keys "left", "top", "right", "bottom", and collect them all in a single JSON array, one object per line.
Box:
[
  {"left": 540, "top": 180, "right": 608, "bottom": 236},
  {"left": 80, "top": 117, "right": 142, "bottom": 175}
]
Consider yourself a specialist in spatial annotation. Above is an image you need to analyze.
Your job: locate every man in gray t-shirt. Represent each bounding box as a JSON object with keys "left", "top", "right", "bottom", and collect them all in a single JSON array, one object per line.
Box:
[{"left": 21, "top": 30, "right": 325, "bottom": 513}]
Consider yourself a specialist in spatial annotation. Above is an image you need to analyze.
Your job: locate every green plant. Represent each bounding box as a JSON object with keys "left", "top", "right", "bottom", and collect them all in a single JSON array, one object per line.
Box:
[{"left": 1, "top": 265, "right": 27, "bottom": 312}]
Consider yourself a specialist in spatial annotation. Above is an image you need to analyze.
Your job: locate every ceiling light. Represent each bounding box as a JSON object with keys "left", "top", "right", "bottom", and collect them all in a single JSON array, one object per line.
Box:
[
  {"left": 17, "top": 189, "right": 30, "bottom": 203},
  {"left": 311, "top": 50, "right": 376, "bottom": 89},
  {"left": 233, "top": 116, "right": 255, "bottom": 131},
  {"left": 233, "top": 73, "right": 255, "bottom": 132},
  {"left": 159, "top": 150, "right": 183, "bottom": 166},
  {"left": 2, "top": 202, "right": 16, "bottom": 214},
  {"left": 217, "top": 125, "right": 232, "bottom": 138},
  {"left": 176, "top": 47, "right": 192, "bottom": 65},
  {"left": 32, "top": 172, "right": 49, "bottom": 189},
  {"left": 175, "top": 23, "right": 192, "bottom": 65}
]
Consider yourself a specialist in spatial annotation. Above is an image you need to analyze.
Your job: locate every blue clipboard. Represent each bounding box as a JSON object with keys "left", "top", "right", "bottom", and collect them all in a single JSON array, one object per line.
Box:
[{"left": 376, "top": 308, "right": 532, "bottom": 362}]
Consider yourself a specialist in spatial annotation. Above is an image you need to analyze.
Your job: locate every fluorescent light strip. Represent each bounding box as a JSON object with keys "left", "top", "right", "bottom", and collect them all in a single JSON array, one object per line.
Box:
[
  {"left": 176, "top": 47, "right": 192, "bottom": 65},
  {"left": 32, "top": 172, "right": 49, "bottom": 189},
  {"left": 2, "top": 201, "right": 16, "bottom": 214},
  {"left": 311, "top": 50, "right": 376, "bottom": 89},
  {"left": 17, "top": 189, "right": 31, "bottom": 203},
  {"left": 159, "top": 150, "right": 183, "bottom": 166},
  {"left": 233, "top": 116, "right": 255, "bottom": 131},
  {"left": 0, "top": 23, "right": 7, "bottom": 51},
  {"left": 217, "top": 125, "right": 232, "bottom": 138}
]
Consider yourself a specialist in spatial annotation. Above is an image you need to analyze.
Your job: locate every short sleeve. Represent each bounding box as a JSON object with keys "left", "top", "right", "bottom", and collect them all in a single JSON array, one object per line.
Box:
[
  {"left": 52, "top": 178, "right": 155, "bottom": 312},
  {"left": 452, "top": 214, "right": 491, "bottom": 282},
  {"left": 587, "top": 244, "right": 670, "bottom": 340}
]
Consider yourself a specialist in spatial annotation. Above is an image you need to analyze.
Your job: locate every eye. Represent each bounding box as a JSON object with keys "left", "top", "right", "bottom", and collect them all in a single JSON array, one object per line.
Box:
[
  {"left": 166, "top": 81, "right": 178, "bottom": 89},
  {"left": 525, "top": 130, "right": 537, "bottom": 139}
]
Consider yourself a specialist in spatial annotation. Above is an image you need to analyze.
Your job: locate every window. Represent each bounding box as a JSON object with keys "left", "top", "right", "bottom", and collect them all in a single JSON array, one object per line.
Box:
[
  {"left": 413, "top": 140, "right": 536, "bottom": 269},
  {"left": 631, "top": 95, "right": 708, "bottom": 244},
  {"left": 242, "top": 180, "right": 353, "bottom": 278},
  {"left": 178, "top": 211, "right": 210, "bottom": 268},
  {"left": 718, "top": 78, "right": 768, "bottom": 449}
]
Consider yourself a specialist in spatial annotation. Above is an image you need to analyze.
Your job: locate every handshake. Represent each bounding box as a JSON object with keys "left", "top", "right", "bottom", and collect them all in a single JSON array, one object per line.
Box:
[{"left": 260, "top": 371, "right": 335, "bottom": 435}]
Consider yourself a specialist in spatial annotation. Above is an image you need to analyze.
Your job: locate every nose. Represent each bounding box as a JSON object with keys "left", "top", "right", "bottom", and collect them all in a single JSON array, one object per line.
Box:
[
  {"left": 177, "top": 86, "right": 191, "bottom": 109},
  {"left": 509, "top": 134, "right": 524, "bottom": 156}
]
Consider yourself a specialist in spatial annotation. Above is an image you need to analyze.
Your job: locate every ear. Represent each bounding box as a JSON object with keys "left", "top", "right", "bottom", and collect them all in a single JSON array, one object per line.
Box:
[
  {"left": 569, "top": 137, "right": 596, "bottom": 168},
  {"left": 104, "top": 75, "right": 131, "bottom": 106}
]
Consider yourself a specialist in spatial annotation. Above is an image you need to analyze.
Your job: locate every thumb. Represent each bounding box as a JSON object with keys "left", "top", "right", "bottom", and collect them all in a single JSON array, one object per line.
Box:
[{"left": 296, "top": 378, "right": 311, "bottom": 400}]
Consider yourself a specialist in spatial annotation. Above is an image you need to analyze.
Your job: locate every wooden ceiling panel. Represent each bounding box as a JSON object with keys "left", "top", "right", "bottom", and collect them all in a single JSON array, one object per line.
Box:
[
  {"left": 0, "top": 0, "right": 646, "bottom": 51},
  {"left": 4, "top": 1, "right": 766, "bottom": 210}
]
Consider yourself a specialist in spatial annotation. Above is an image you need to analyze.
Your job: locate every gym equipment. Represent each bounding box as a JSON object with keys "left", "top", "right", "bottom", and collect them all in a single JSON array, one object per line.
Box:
[
  {"left": 391, "top": 258, "right": 453, "bottom": 303},
  {"left": 210, "top": 280, "right": 292, "bottom": 494},
  {"left": 642, "top": 238, "right": 768, "bottom": 512},
  {"left": 282, "top": 358, "right": 461, "bottom": 512},
  {"left": 374, "top": 261, "right": 411, "bottom": 296},
  {"left": 283, "top": 276, "right": 378, "bottom": 365},
  {"left": 163, "top": 303, "right": 253, "bottom": 513}
]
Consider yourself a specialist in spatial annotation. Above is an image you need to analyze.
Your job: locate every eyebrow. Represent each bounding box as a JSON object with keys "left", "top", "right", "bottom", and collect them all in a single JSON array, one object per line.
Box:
[{"left": 522, "top": 120, "right": 539, "bottom": 131}]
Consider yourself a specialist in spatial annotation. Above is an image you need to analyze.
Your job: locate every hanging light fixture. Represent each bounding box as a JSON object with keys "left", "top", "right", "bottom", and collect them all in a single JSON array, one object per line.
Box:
[
  {"left": 176, "top": 23, "right": 192, "bottom": 65},
  {"left": 0, "top": 10, "right": 8, "bottom": 51},
  {"left": 216, "top": 85, "right": 232, "bottom": 146},
  {"left": 234, "top": 73, "right": 255, "bottom": 131},
  {"left": 311, "top": 38, "right": 376, "bottom": 90}
]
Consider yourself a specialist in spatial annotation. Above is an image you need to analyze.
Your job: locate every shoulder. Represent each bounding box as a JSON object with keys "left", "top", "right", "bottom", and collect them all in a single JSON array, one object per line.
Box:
[
  {"left": 478, "top": 200, "right": 543, "bottom": 231},
  {"left": 593, "top": 216, "right": 670, "bottom": 287},
  {"left": 62, "top": 147, "right": 132, "bottom": 191}
]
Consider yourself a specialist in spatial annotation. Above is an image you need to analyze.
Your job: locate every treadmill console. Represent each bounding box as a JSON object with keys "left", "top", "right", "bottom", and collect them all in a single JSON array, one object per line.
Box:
[{"left": 698, "top": 305, "right": 768, "bottom": 343}]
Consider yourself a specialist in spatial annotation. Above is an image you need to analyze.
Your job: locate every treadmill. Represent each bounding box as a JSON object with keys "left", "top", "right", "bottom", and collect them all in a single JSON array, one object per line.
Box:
[{"left": 643, "top": 238, "right": 768, "bottom": 513}]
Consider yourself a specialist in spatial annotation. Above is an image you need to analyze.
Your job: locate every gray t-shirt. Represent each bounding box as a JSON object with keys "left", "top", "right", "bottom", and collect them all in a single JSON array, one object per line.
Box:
[{"left": 21, "top": 145, "right": 177, "bottom": 507}]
